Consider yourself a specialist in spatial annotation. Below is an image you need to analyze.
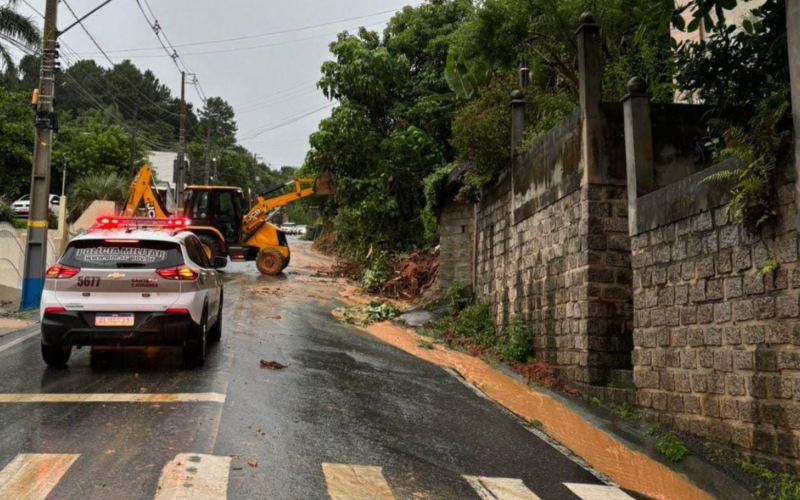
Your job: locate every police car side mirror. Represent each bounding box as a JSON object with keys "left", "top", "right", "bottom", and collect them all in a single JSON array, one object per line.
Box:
[{"left": 212, "top": 256, "right": 228, "bottom": 269}]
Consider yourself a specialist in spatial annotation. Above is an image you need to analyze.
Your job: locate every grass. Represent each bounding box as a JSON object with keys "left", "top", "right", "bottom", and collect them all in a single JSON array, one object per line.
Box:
[
  {"left": 645, "top": 424, "right": 661, "bottom": 436},
  {"left": 417, "top": 340, "right": 434, "bottom": 350},
  {"left": 617, "top": 402, "right": 643, "bottom": 422},
  {"left": 528, "top": 419, "right": 543, "bottom": 429},
  {"left": 656, "top": 433, "right": 689, "bottom": 463},
  {"left": 737, "top": 459, "right": 800, "bottom": 500}
]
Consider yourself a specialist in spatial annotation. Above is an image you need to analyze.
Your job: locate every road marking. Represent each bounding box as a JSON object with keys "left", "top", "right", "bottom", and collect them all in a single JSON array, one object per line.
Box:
[
  {"left": 0, "top": 453, "right": 79, "bottom": 500},
  {"left": 0, "top": 330, "right": 39, "bottom": 354},
  {"left": 464, "top": 476, "right": 542, "bottom": 499},
  {"left": 322, "top": 463, "right": 396, "bottom": 500},
  {"left": 564, "top": 483, "right": 636, "bottom": 500},
  {"left": 154, "top": 453, "right": 230, "bottom": 500},
  {"left": 0, "top": 393, "right": 226, "bottom": 403}
]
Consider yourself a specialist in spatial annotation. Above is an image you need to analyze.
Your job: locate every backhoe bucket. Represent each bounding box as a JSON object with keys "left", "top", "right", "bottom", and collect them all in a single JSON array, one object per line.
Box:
[{"left": 313, "top": 170, "right": 336, "bottom": 196}]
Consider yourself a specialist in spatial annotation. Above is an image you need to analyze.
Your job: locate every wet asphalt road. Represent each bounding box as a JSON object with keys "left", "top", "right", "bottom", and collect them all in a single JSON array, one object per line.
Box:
[{"left": 0, "top": 239, "right": 640, "bottom": 500}]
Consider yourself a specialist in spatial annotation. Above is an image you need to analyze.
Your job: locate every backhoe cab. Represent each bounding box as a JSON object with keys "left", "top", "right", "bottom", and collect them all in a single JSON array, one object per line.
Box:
[
  {"left": 183, "top": 171, "right": 335, "bottom": 275},
  {"left": 121, "top": 165, "right": 334, "bottom": 276}
]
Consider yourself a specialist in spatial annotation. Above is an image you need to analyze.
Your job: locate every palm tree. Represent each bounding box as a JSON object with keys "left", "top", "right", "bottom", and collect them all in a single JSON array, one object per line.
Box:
[
  {"left": 0, "top": 0, "right": 40, "bottom": 72},
  {"left": 67, "top": 173, "right": 129, "bottom": 220}
]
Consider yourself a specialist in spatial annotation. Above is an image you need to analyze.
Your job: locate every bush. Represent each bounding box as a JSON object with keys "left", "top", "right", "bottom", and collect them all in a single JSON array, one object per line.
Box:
[
  {"left": 444, "top": 283, "right": 472, "bottom": 315},
  {"left": 360, "top": 253, "right": 392, "bottom": 292},
  {"left": 500, "top": 318, "right": 531, "bottom": 362},
  {"left": 656, "top": 433, "right": 689, "bottom": 463},
  {"left": 0, "top": 198, "right": 15, "bottom": 224},
  {"left": 454, "top": 302, "right": 495, "bottom": 347},
  {"left": 421, "top": 164, "right": 455, "bottom": 244},
  {"left": 67, "top": 173, "right": 129, "bottom": 221}
]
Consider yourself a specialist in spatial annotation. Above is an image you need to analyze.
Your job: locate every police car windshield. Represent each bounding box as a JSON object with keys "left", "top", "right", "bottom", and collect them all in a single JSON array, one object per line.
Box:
[{"left": 60, "top": 240, "right": 183, "bottom": 270}]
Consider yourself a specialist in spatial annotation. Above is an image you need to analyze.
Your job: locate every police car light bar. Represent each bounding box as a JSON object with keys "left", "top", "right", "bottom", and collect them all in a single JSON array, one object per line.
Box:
[{"left": 95, "top": 217, "right": 190, "bottom": 230}]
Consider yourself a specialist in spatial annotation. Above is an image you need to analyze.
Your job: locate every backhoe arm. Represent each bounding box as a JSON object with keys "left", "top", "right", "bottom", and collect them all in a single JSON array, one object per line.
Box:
[
  {"left": 240, "top": 170, "right": 335, "bottom": 240},
  {"left": 122, "top": 165, "right": 170, "bottom": 218}
]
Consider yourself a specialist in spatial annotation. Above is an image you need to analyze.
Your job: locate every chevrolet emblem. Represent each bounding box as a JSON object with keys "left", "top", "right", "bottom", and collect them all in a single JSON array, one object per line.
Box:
[{"left": 108, "top": 273, "right": 126, "bottom": 280}]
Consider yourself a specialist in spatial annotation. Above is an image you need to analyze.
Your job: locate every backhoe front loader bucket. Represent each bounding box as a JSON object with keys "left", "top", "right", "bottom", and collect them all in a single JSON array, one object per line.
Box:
[{"left": 313, "top": 170, "right": 336, "bottom": 196}]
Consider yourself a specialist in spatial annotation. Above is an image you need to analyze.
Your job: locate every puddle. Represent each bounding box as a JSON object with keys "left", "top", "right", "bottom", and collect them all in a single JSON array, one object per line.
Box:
[{"left": 364, "top": 322, "right": 713, "bottom": 500}]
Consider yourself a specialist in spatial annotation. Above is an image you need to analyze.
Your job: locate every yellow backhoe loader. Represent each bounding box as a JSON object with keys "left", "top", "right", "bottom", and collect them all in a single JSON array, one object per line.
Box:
[{"left": 122, "top": 165, "right": 335, "bottom": 275}]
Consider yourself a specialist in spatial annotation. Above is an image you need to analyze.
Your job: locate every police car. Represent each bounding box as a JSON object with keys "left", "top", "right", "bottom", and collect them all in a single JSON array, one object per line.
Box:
[{"left": 40, "top": 217, "right": 225, "bottom": 367}]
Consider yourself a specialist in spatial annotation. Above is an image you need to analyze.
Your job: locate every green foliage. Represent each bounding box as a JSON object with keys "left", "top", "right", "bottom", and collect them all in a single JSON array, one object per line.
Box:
[
  {"left": 360, "top": 254, "right": 392, "bottom": 292},
  {"left": 0, "top": 89, "right": 34, "bottom": 201},
  {"left": 645, "top": 424, "right": 661, "bottom": 436},
  {"left": 452, "top": 73, "right": 574, "bottom": 189},
  {"left": 418, "top": 340, "right": 434, "bottom": 350},
  {"left": 616, "top": 402, "right": 643, "bottom": 422},
  {"left": 656, "top": 433, "right": 689, "bottom": 463},
  {"left": 66, "top": 173, "right": 129, "bottom": 220},
  {"left": 0, "top": 1, "right": 41, "bottom": 73},
  {"left": 364, "top": 301, "right": 401, "bottom": 323},
  {"left": 444, "top": 283, "right": 472, "bottom": 315},
  {"left": 305, "top": 2, "right": 470, "bottom": 255},
  {"left": 528, "top": 419, "right": 543, "bottom": 429},
  {"left": 422, "top": 164, "right": 454, "bottom": 244},
  {"left": 761, "top": 259, "right": 780, "bottom": 276},
  {"left": 0, "top": 198, "right": 15, "bottom": 224},
  {"left": 702, "top": 92, "right": 792, "bottom": 228},
  {"left": 737, "top": 459, "right": 778, "bottom": 480},
  {"left": 674, "top": 0, "right": 787, "bottom": 108},
  {"left": 453, "top": 302, "right": 495, "bottom": 347},
  {"left": 500, "top": 318, "right": 532, "bottom": 362}
]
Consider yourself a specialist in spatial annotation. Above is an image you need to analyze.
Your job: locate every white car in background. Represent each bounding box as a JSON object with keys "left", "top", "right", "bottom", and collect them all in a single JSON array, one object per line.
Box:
[
  {"left": 295, "top": 225, "right": 308, "bottom": 236},
  {"left": 11, "top": 194, "right": 60, "bottom": 217},
  {"left": 280, "top": 222, "right": 297, "bottom": 235}
]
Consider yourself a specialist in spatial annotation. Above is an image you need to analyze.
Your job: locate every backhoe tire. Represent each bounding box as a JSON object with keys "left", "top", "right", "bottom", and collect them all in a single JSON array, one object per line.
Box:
[
  {"left": 256, "top": 248, "right": 284, "bottom": 275},
  {"left": 198, "top": 234, "right": 224, "bottom": 266}
]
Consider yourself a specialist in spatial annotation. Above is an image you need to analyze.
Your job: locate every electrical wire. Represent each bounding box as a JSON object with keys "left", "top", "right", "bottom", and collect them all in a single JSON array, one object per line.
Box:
[
  {"left": 84, "top": 19, "right": 391, "bottom": 60},
  {"left": 60, "top": 0, "right": 181, "bottom": 119},
  {"left": 76, "top": 7, "right": 405, "bottom": 55},
  {"left": 237, "top": 102, "right": 335, "bottom": 141}
]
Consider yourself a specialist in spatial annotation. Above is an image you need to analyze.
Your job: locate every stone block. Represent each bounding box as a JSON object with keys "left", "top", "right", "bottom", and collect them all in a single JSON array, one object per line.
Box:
[
  {"left": 698, "top": 304, "right": 714, "bottom": 324},
  {"left": 684, "top": 395, "right": 702, "bottom": 414},
  {"left": 681, "top": 350, "right": 697, "bottom": 369},
  {"left": 731, "top": 426, "right": 752, "bottom": 448},
  {"left": 720, "top": 225, "right": 740, "bottom": 249},
  {"left": 734, "top": 351, "right": 755, "bottom": 370},
  {"left": 708, "top": 421, "right": 731, "bottom": 444},
  {"left": 634, "top": 369, "right": 660, "bottom": 389},
  {"left": 767, "top": 323, "right": 792, "bottom": 344},
  {"left": 754, "top": 297, "right": 776, "bottom": 319},
  {"left": 675, "top": 285, "right": 688, "bottom": 305},
  {"left": 777, "top": 432, "right": 799, "bottom": 458},
  {"left": 706, "top": 279, "right": 724, "bottom": 301},
  {"left": 705, "top": 327, "right": 722, "bottom": 346},
  {"left": 753, "top": 427, "right": 777, "bottom": 453},
  {"left": 714, "top": 350, "right": 733, "bottom": 372},
  {"left": 720, "top": 399, "right": 739, "bottom": 420},
  {"left": 681, "top": 262, "right": 696, "bottom": 281},
  {"left": 743, "top": 274, "right": 765, "bottom": 295},
  {"left": 687, "top": 328, "right": 705, "bottom": 346},
  {"left": 725, "top": 326, "right": 741, "bottom": 345},
  {"left": 714, "top": 302, "right": 732, "bottom": 323},
  {"left": 734, "top": 248, "right": 753, "bottom": 272},
  {"left": 652, "top": 392, "right": 668, "bottom": 410},
  {"left": 697, "top": 256, "right": 715, "bottom": 279},
  {"left": 690, "top": 281, "right": 706, "bottom": 303},
  {"left": 700, "top": 348, "right": 715, "bottom": 369},
  {"left": 744, "top": 325, "right": 765, "bottom": 344},
  {"left": 756, "top": 350, "right": 778, "bottom": 371},
  {"left": 694, "top": 211, "right": 714, "bottom": 232},
  {"left": 681, "top": 306, "right": 697, "bottom": 325},
  {"left": 717, "top": 250, "right": 733, "bottom": 274},
  {"left": 733, "top": 300, "right": 755, "bottom": 322},
  {"left": 708, "top": 373, "right": 726, "bottom": 394},
  {"left": 692, "top": 374, "right": 708, "bottom": 393},
  {"left": 776, "top": 296, "right": 799, "bottom": 318},
  {"left": 725, "top": 277, "right": 743, "bottom": 299},
  {"left": 776, "top": 237, "right": 798, "bottom": 264}
]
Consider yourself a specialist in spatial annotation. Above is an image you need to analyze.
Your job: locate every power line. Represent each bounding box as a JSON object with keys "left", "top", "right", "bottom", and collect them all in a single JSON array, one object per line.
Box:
[
  {"left": 19, "top": 0, "right": 43, "bottom": 18},
  {"left": 73, "top": 19, "right": 391, "bottom": 60},
  {"left": 60, "top": 0, "right": 181, "bottom": 119},
  {"left": 238, "top": 102, "right": 336, "bottom": 141},
  {"left": 77, "top": 7, "right": 404, "bottom": 55}
]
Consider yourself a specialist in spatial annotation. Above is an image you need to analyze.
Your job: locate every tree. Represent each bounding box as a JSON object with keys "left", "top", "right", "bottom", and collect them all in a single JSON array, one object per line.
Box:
[
  {"left": 66, "top": 173, "right": 128, "bottom": 220},
  {"left": 305, "top": 2, "right": 469, "bottom": 254},
  {"left": 0, "top": 0, "right": 40, "bottom": 73},
  {"left": 199, "top": 97, "right": 237, "bottom": 149},
  {"left": 0, "top": 87, "right": 34, "bottom": 201}
]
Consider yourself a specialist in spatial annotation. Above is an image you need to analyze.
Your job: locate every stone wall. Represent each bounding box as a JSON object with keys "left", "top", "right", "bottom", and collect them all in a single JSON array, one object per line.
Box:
[
  {"left": 439, "top": 200, "right": 474, "bottom": 290},
  {"left": 631, "top": 159, "right": 800, "bottom": 468}
]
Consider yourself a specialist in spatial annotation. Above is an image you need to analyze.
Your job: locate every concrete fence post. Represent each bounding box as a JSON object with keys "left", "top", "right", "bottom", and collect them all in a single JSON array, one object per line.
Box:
[
  {"left": 576, "top": 12, "right": 603, "bottom": 185},
  {"left": 788, "top": 0, "right": 800, "bottom": 230},
  {"left": 509, "top": 90, "right": 526, "bottom": 226},
  {"left": 622, "top": 77, "right": 654, "bottom": 236}
]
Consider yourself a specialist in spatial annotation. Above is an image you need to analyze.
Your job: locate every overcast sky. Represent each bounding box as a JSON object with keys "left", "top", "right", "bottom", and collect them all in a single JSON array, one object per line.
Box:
[{"left": 16, "top": 0, "right": 425, "bottom": 168}]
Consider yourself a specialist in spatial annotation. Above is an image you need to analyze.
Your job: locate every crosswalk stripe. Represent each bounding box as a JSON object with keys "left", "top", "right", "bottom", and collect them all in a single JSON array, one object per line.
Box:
[
  {"left": 0, "top": 453, "right": 79, "bottom": 500},
  {"left": 154, "top": 453, "right": 231, "bottom": 500},
  {"left": 0, "top": 393, "right": 226, "bottom": 403},
  {"left": 464, "top": 476, "right": 542, "bottom": 500},
  {"left": 322, "top": 463, "right": 396, "bottom": 500},
  {"left": 564, "top": 483, "right": 636, "bottom": 500}
]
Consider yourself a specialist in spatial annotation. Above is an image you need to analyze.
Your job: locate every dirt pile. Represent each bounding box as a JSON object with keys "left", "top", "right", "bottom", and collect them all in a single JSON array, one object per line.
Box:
[
  {"left": 510, "top": 360, "right": 579, "bottom": 395},
  {"left": 380, "top": 252, "right": 439, "bottom": 299}
]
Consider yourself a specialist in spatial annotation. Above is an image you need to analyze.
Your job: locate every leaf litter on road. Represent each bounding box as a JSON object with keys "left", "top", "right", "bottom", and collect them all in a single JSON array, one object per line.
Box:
[{"left": 260, "top": 360, "right": 287, "bottom": 370}]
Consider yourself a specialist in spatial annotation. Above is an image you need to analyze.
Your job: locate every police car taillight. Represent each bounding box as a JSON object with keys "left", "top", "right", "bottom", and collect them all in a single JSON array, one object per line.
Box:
[
  {"left": 156, "top": 265, "right": 198, "bottom": 281},
  {"left": 45, "top": 264, "right": 80, "bottom": 279}
]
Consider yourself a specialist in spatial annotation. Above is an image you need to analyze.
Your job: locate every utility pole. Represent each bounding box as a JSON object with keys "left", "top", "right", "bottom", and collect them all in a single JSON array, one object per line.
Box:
[
  {"left": 128, "top": 105, "right": 137, "bottom": 178},
  {"left": 205, "top": 116, "right": 212, "bottom": 185},
  {"left": 176, "top": 71, "right": 186, "bottom": 212},
  {"left": 20, "top": 0, "right": 58, "bottom": 311}
]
